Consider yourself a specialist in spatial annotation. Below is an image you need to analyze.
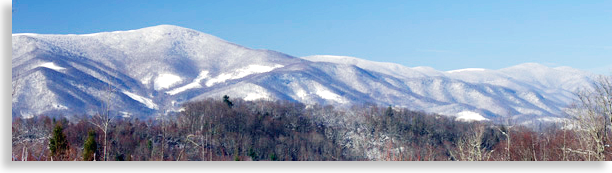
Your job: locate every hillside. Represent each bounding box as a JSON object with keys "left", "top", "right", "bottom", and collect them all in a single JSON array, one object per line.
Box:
[{"left": 12, "top": 25, "right": 594, "bottom": 123}]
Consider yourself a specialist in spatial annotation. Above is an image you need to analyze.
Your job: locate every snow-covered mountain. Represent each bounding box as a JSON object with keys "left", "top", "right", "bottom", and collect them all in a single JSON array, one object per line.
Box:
[
  {"left": 305, "top": 55, "right": 596, "bottom": 121},
  {"left": 12, "top": 25, "right": 300, "bottom": 118},
  {"left": 12, "top": 25, "right": 595, "bottom": 123}
]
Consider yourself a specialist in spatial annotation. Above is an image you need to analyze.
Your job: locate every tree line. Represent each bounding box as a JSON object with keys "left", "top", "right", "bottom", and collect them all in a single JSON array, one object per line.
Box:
[
  {"left": 12, "top": 93, "right": 612, "bottom": 161},
  {"left": 11, "top": 53, "right": 612, "bottom": 161}
]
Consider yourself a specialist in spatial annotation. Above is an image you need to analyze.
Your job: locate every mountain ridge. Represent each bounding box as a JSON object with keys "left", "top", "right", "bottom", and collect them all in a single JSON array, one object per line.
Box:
[{"left": 12, "top": 25, "right": 594, "bottom": 123}]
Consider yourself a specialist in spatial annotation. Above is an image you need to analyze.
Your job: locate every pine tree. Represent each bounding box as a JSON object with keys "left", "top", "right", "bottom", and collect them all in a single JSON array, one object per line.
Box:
[
  {"left": 248, "top": 148, "right": 258, "bottom": 161},
  {"left": 83, "top": 130, "right": 98, "bottom": 161},
  {"left": 223, "top": 95, "right": 233, "bottom": 108},
  {"left": 269, "top": 153, "right": 278, "bottom": 161},
  {"left": 49, "top": 123, "right": 69, "bottom": 161},
  {"left": 385, "top": 105, "right": 394, "bottom": 117}
]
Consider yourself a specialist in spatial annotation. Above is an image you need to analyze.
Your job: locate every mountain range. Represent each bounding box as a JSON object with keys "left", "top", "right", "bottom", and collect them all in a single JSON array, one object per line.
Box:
[{"left": 11, "top": 25, "right": 595, "bottom": 123}]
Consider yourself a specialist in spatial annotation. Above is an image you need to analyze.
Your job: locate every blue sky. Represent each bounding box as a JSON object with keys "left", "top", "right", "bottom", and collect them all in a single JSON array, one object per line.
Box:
[{"left": 12, "top": 0, "right": 612, "bottom": 73}]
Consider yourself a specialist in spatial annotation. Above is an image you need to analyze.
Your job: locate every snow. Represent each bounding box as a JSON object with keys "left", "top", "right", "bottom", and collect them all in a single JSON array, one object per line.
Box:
[
  {"left": 447, "top": 68, "right": 486, "bottom": 73},
  {"left": 12, "top": 33, "right": 39, "bottom": 36},
  {"left": 289, "top": 81, "right": 347, "bottom": 104},
  {"left": 80, "top": 29, "right": 138, "bottom": 37},
  {"left": 53, "top": 104, "right": 68, "bottom": 110},
  {"left": 316, "top": 88, "right": 346, "bottom": 103},
  {"left": 205, "top": 64, "right": 283, "bottom": 87},
  {"left": 141, "top": 75, "right": 152, "bottom": 85},
  {"left": 166, "top": 71, "right": 209, "bottom": 95},
  {"left": 21, "top": 112, "right": 34, "bottom": 119},
  {"left": 12, "top": 25, "right": 596, "bottom": 124},
  {"left": 244, "top": 92, "right": 269, "bottom": 101},
  {"left": 154, "top": 73, "right": 182, "bottom": 90},
  {"left": 455, "top": 111, "right": 488, "bottom": 121},
  {"left": 122, "top": 91, "right": 159, "bottom": 110},
  {"left": 296, "top": 90, "right": 308, "bottom": 99},
  {"left": 302, "top": 55, "right": 431, "bottom": 78},
  {"left": 119, "top": 111, "right": 131, "bottom": 118},
  {"left": 39, "top": 62, "right": 66, "bottom": 71}
]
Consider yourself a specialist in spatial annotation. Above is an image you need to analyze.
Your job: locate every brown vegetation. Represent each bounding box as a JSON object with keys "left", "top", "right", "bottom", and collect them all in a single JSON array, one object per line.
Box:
[{"left": 11, "top": 96, "right": 612, "bottom": 161}]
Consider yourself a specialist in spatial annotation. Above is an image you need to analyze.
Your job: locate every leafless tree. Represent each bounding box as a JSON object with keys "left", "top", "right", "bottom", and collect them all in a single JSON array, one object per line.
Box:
[
  {"left": 89, "top": 78, "right": 116, "bottom": 161},
  {"left": 569, "top": 75, "right": 612, "bottom": 161},
  {"left": 496, "top": 117, "right": 517, "bottom": 161},
  {"left": 452, "top": 123, "right": 493, "bottom": 161}
]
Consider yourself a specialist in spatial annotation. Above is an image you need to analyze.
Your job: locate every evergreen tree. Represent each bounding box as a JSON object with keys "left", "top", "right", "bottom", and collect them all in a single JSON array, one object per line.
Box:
[
  {"left": 269, "top": 153, "right": 278, "bottom": 161},
  {"left": 223, "top": 95, "right": 233, "bottom": 108},
  {"left": 83, "top": 130, "right": 98, "bottom": 161},
  {"left": 49, "top": 123, "right": 69, "bottom": 161},
  {"left": 248, "top": 148, "right": 258, "bottom": 161},
  {"left": 385, "top": 105, "right": 394, "bottom": 117}
]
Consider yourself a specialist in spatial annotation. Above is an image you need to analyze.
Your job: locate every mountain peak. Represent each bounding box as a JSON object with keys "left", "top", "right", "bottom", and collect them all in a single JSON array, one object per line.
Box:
[
  {"left": 137, "top": 24, "right": 197, "bottom": 33},
  {"left": 147, "top": 24, "right": 187, "bottom": 29},
  {"left": 99, "top": 24, "right": 204, "bottom": 38},
  {"left": 12, "top": 24, "right": 203, "bottom": 38},
  {"left": 506, "top": 62, "right": 550, "bottom": 69}
]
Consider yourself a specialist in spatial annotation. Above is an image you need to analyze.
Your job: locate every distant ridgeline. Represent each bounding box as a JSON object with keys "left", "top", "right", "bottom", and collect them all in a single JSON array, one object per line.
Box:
[{"left": 12, "top": 25, "right": 594, "bottom": 124}]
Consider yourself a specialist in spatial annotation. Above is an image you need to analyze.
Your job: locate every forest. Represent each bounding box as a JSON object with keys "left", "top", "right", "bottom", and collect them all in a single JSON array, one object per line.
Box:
[{"left": 11, "top": 93, "right": 612, "bottom": 161}]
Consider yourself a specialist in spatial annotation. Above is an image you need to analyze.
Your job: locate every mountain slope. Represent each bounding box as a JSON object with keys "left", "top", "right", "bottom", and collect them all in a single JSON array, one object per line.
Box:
[
  {"left": 12, "top": 25, "right": 303, "bottom": 118},
  {"left": 303, "top": 55, "right": 594, "bottom": 120},
  {"left": 12, "top": 25, "right": 594, "bottom": 123}
]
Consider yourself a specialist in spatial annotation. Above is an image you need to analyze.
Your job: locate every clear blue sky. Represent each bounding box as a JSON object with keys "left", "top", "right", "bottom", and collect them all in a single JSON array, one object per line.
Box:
[{"left": 12, "top": 0, "right": 612, "bottom": 74}]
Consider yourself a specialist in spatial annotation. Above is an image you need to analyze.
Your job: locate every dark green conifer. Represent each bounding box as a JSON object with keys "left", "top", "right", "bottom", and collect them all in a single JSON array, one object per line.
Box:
[
  {"left": 385, "top": 105, "right": 394, "bottom": 117},
  {"left": 83, "top": 130, "right": 97, "bottom": 161},
  {"left": 49, "top": 123, "right": 69, "bottom": 160},
  {"left": 223, "top": 95, "right": 233, "bottom": 108}
]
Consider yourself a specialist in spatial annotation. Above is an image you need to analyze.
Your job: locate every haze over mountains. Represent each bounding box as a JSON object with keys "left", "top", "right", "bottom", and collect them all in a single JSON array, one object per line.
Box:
[{"left": 11, "top": 25, "right": 595, "bottom": 123}]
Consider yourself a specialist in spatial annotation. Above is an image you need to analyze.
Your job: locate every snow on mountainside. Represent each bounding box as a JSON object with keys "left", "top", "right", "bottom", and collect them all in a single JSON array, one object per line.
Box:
[
  {"left": 12, "top": 25, "right": 303, "bottom": 119},
  {"left": 12, "top": 25, "right": 594, "bottom": 123},
  {"left": 302, "top": 55, "right": 594, "bottom": 120},
  {"left": 302, "top": 55, "right": 445, "bottom": 78}
]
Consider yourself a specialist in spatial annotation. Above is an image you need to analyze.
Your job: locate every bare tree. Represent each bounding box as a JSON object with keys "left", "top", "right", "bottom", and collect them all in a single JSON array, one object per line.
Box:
[
  {"left": 570, "top": 75, "right": 612, "bottom": 161},
  {"left": 496, "top": 117, "right": 517, "bottom": 161},
  {"left": 159, "top": 110, "right": 168, "bottom": 161},
  {"left": 497, "top": 126, "right": 511, "bottom": 161},
  {"left": 452, "top": 123, "right": 494, "bottom": 161},
  {"left": 89, "top": 78, "right": 116, "bottom": 161},
  {"left": 466, "top": 125, "right": 485, "bottom": 161}
]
